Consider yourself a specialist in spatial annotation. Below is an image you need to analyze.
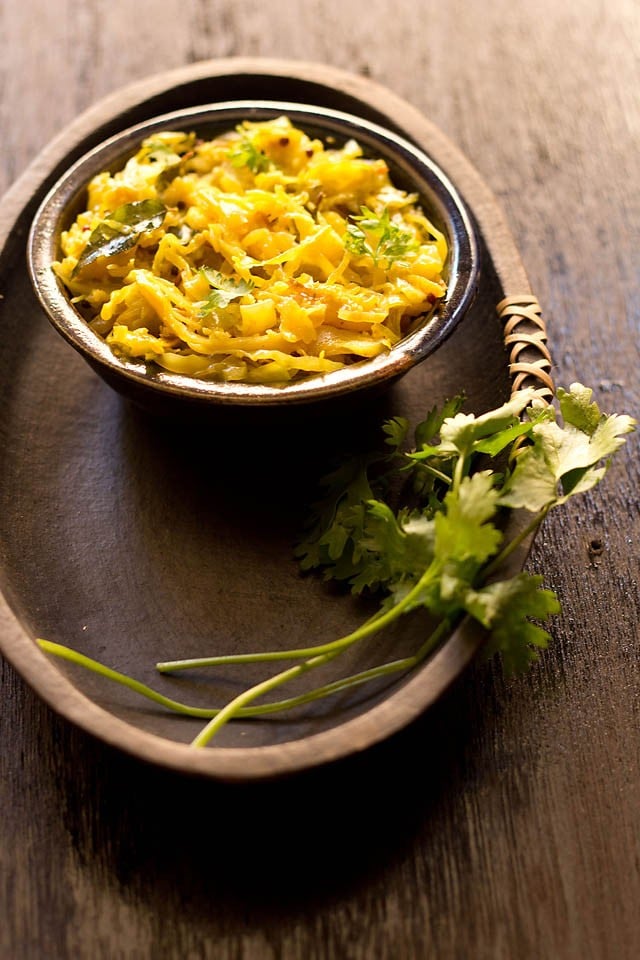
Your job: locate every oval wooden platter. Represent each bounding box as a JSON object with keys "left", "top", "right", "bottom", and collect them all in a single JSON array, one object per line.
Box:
[{"left": 0, "top": 58, "right": 548, "bottom": 780}]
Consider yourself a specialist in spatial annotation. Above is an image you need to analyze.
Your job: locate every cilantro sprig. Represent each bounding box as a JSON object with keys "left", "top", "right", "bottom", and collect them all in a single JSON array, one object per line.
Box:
[
  {"left": 345, "top": 206, "right": 418, "bottom": 266},
  {"left": 37, "top": 383, "right": 634, "bottom": 746},
  {"left": 228, "top": 136, "right": 271, "bottom": 174},
  {"left": 197, "top": 268, "right": 254, "bottom": 317}
]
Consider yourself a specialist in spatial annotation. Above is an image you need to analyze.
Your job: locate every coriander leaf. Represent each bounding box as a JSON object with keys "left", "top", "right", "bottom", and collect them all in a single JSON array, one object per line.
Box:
[
  {"left": 140, "top": 133, "right": 196, "bottom": 164},
  {"left": 557, "top": 382, "right": 602, "bottom": 435},
  {"left": 350, "top": 500, "right": 408, "bottom": 593},
  {"left": 228, "top": 137, "right": 270, "bottom": 173},
  {"left": 197, "top": 269, "right": 254, "bottom": 316},
  {"left": 73, "top": 199, "right": 167, "bottom": 274},
  {"left": 414, "top": 396, "right": 465, "bottom": 448},
  {"left": 345, "top": 223, "right": 368, "bottom": 257},
  {"left": 434, "top": 471, "right": 502, "bottom": 566},
  {"left": 294, "top": 457, "right": 378, "bottom": 579},
  {"left": 350, "top": 502, "right": 437, "bottom": 596},
  {"left": 465, "top": 573, "right": 560, "bottom": 674},
  {"left": 382, "top": 416, "right": 410, "bottom": 450},
  {"left": 345, "top": 206, "right": 417, "bottom": 266},
  {"left": 140, "top": 140, "right": 181, "bottom": 160},
  {"left": 140, "top": 134, "right": 196, "bottom": 191},
  {"left": 408, "top": 389, "right": 538, "bottom": 463},
  {"left": 321, "top": 519, "right": 350, "bottom": 561},
  {"left": 496, "top": 440, "right": 557, "bottom": 512},
  {"left": 499, "top": 392, "right": 636, "bottom": 511},
  {"left": 437, "top": 388, "right": 538, "bottom": 457},
  {"left": 473, "top": 416, "right": 542, "bottom": 457}
]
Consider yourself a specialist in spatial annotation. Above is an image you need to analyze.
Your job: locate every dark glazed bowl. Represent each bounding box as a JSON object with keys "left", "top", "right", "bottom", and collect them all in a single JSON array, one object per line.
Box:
[{"left": 28, "top": 100, "right": 479, "bottom": 414}]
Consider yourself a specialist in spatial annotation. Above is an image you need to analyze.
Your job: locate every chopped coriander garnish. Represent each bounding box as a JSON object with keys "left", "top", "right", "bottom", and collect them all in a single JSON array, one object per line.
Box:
[
  {"left": 197, "top": 269, "right": 254, "bottom": 316},
  {"left": 228, "top": 137, "right": 271, "bottom": 174},
  {"left": 345, "top": 206, "right": 418, "bottom": 266}
]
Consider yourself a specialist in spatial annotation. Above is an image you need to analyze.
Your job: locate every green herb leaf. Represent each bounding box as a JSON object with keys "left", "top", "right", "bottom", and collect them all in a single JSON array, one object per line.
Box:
[
  {"left": 140, "top": 133, "right": 196, "bottom": 191},
  {"left": 414, "top": 396, "right": 465, "bottom": 448},
  {"left": 557, "top": 382, "right": 603, "bottom": 436},
  {"left": 228, "top": 137, "right": 270, "bottom": 173},
  {"left": 499, "top": 391, "right": 636, "bottom": 511},
  {"left": 73, "top": 199, "right": 167, "bottom": 274},
  {"left": 197, "top": 269, "right": 254, "bottom": 316},
  {"left": 382, "top": 416, "right": 410, "bottom": 450},
  {"left": 466, "top": 573, "right": 561, "bottom": 674},
  {"left": 294, "top": 456, "right": 379, "bottom": 581},
  {"left": 435, "top": 472, "right": 502, "bottom": 566},
  {"left": 345, "top": 206, "right": 417, "bottom": 266},
  {"left": 295, "top": 385, "right": 633, "bottom": 677}
]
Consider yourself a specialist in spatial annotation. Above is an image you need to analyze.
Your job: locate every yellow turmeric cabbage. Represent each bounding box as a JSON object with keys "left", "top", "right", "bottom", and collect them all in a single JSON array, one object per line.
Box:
[{"left": 53, "top": 117, "right": 448, "bottom": 384}]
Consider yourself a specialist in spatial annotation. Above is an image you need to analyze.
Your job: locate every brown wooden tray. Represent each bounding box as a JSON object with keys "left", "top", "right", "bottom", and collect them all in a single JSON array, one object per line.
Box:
[{"left": 0, "top": 58, "right": 551, "bottom": 780}]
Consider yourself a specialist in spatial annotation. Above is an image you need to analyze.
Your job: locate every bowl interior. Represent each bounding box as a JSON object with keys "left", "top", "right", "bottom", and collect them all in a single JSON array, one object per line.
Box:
[{"left": 28, "top": 100, "right": 479, "bottom": 407}]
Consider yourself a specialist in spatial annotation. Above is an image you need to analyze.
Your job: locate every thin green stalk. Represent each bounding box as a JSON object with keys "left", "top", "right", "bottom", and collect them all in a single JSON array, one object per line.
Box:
[
  {"left": 159, "top": 563, "right": 440, "bottom": 673},
  {"left": 451, "top": 450, "right": 467, "bottom": 494},
  {"left": 412, "top": 616, "right": 454, "bottom": 661},
  {"left": 245, "top": 656, "right": 416, "bottom": 713},
  {"left": 252, "top": 617, "right": 454, "bottom": 716},
  {"left": 37, "top": 640, "right": 423, "bottom": 722},
  {"left": 157, "top": 648, "right": 335, "bottom": 670},
  {"left": 191, "top": 649, "right": 340, "bottom": 747},
  {"left": 484, "top": 502, "right": 551, "bottom": 578},
  {"left": 417, "top": 463, "right": 453, "bottom": 486},
  {"left": 190, "top": 562, "right": 444, "bottom": 747},
  {"left": 37, "top": 639, "right": 220, "bottom": 719},
  {"left": 215, "top": 616, "right": 452, "bottom": 717}
]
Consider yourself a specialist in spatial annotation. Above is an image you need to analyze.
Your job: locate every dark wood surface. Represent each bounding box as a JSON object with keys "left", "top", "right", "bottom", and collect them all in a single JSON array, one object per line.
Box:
[{"left": 1, "top": 2, "right": 638, "bottom": 958}]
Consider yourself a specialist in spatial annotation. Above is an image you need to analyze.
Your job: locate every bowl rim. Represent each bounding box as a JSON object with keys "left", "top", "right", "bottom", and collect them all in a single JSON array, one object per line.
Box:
[{"left": 28, "top": 99, "right": 479, "bottom": 407}]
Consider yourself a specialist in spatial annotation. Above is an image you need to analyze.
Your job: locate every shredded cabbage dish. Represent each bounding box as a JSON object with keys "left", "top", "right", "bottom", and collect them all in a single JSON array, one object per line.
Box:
[{"left": 54, "top": 116, "right": 448, "bottom": 384}]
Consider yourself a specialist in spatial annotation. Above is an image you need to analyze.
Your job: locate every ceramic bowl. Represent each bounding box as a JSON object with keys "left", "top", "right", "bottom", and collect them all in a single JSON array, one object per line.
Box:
[{"left": 28, "top": 100, "right": 479, "bottom": 414}]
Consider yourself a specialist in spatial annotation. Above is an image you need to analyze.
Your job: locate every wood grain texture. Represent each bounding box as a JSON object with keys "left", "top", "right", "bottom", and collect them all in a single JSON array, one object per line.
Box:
[{"left": 1, "top": 2, "right": 639, "bottom": 959}]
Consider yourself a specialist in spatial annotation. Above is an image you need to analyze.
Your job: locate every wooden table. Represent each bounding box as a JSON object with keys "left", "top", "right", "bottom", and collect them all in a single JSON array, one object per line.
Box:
[{"left": 1, "top": 2, "right": 638, "bottom": 957}]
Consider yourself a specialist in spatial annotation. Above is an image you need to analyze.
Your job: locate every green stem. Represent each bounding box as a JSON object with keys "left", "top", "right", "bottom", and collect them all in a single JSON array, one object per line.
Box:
[
  {"left": 159, "top": 565, "right": 439, "bottom": 674},
  {"left": 252, "top": 617, "right": 454, "bottom": 717},
  {"left": 484, "top": 502, "right": 551, "bottom": 578},
  {"left": 37, "top": 572, "right": 452, "bottom": 748},
  {"left": 157, "top": 648, "right": 334, "bottom": 670},
  {"left": 245, "top": 656, "right": 416, "bottom": 713},
  {"left": 38, "top": 603, "right": 455, "bottom": 752},
  {"left": 37, "top": 639, "right": 220, "bottom": 719},
  {"left": 190, "top": 649, "right": 340, "bottom": 747},
  {"left": 407, "top": 461, "right": 452, "bottom": 486},
  {"left": 37, "top": 640, "right": 420, "bottom": 721},
  {"left": 190, "top": 563, "right": 442, "bottom": 747},
  {"left": 412, "top": 616, "right": 453, "bottom": 661}
]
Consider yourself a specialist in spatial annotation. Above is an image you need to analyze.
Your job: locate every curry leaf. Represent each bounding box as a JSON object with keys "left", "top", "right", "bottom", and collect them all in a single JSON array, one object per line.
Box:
[{"left": 73, "top": 199, "right": 167, "bottom": 274}]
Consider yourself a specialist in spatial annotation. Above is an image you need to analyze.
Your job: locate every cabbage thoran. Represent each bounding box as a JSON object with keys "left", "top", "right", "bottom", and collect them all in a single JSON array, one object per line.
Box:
[{"left": 53, "top": 116, "right": 448, "bottom": 384}]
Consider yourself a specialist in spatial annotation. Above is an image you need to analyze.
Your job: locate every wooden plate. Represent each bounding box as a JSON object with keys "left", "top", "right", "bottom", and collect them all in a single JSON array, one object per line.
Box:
[{"left": 0, "top": 58, "right": 539, "bottom": 780}]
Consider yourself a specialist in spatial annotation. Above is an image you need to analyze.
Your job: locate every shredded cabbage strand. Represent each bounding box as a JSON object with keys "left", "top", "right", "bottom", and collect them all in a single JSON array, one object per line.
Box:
[{"left": 53, "top": 117, "right": 448, "bottom": 384}]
